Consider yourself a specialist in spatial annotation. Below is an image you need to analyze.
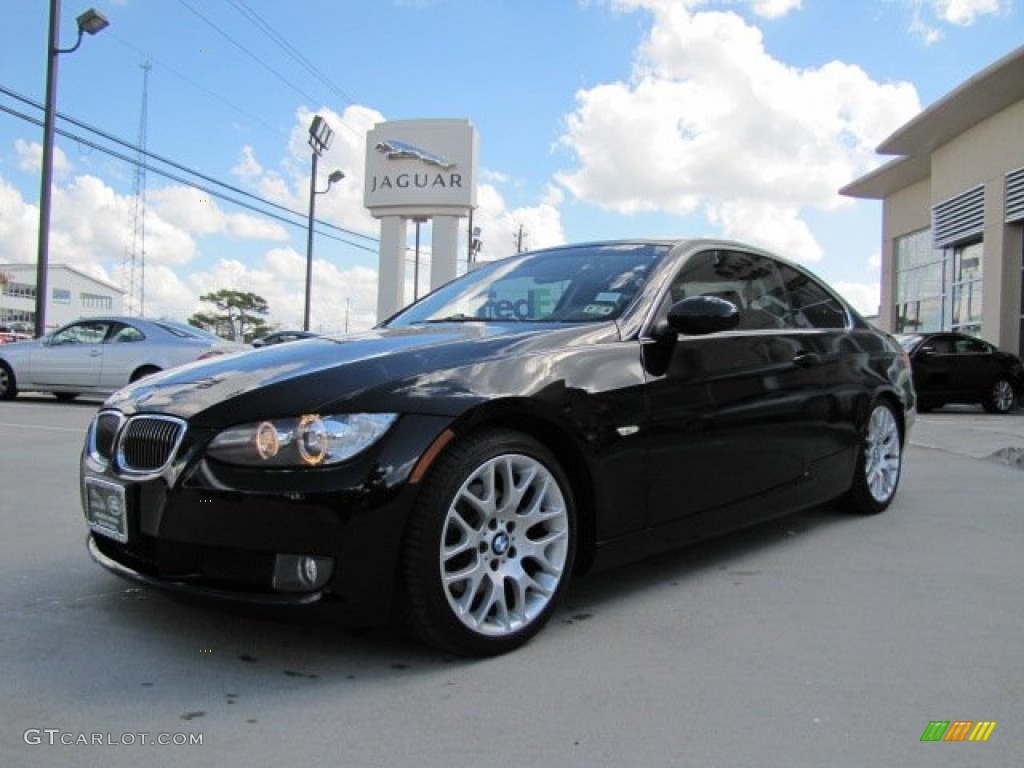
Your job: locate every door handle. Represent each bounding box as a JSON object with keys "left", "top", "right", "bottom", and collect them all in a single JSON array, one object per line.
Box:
[{"left": 792, "top": 351, "right": 821, "bottom": 367}]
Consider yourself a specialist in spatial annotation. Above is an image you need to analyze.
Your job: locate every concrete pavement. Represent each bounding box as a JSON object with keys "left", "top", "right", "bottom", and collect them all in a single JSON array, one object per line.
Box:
[{"left": 910, "top": 405, "right": 1024, "bottom": 468}]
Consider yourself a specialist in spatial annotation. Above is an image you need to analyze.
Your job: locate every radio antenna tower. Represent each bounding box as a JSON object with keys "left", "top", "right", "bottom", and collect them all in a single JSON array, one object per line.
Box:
[{"left": 123, "top": 60, "right": 151, "bottom": 316}]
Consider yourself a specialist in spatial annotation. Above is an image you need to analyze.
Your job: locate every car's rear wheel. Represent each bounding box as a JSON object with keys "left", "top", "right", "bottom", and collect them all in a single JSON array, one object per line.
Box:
[
  {"left": 402, "top": 429, "right": 576, "bottom": 656},
  {"left": 982, "top": 377, "right": 1016, "bottom": 414},
  {"left": 842, "top": 400, "right": 902, "bottom": 515},
  {"left": 0, "top": 361, "right": 17, "bottom": 400}
]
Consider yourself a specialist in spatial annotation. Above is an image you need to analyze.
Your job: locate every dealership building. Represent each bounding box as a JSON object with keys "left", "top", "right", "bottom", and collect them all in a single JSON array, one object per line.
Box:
[
  {"left": 0, "top": 263, "right": 123, "bottom": 333},
  {"left": 842, "top": 44, "right": 1024, "bottom": 357}
]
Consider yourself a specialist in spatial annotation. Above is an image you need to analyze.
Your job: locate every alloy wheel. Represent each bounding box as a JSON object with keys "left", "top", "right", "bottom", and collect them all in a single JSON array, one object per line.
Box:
[
  {"left": 439, "top": 452, "right": 570, "bottom": 638},
  {"left": 864, "top": 403, "right": 901, "bottom": 504},
  {"left": 991, "top": 379, "right": 1016, "bottom": 413}
]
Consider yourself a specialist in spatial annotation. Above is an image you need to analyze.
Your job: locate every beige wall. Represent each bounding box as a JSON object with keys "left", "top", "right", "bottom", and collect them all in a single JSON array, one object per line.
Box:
[{"left": 878, "top": 101, "right": 1024, "bottom": 350}]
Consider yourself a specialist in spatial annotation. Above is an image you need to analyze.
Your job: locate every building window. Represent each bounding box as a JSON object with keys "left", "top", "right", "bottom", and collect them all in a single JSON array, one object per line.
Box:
[
  {"left": 80, "top": 292, "right": 113, "bottom": 310},
  {"left": 52, "top": 287, "right": 71, "bottom": 304},
  {"left": 0, "top": 308, "right": 34, "bottom": 325},
  {"left": 949, "top": 241, "right": 983, "bottom": 335},
  {"left": 894, "top": 229, "right": 944, "bottom": 333},
  {"left": 894, "top": 231, "right": 984, "bottom": 336},
  {"left": 2, "top": 281, "right": 36, "bottom": 300}
]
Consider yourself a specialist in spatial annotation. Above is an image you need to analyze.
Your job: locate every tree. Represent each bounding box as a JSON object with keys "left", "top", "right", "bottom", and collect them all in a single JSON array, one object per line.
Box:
[{"left": 188, "top": 289, "right": 271, "bottom": 342}]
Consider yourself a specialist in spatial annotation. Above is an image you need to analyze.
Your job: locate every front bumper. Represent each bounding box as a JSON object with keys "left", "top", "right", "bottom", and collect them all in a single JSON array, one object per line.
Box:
[{"left": 81, "top": 413, "right": 454, "bottom": 625}]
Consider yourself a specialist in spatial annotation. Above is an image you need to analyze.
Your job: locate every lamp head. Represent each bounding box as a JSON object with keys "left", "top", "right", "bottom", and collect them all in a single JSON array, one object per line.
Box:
[{"left": 76, "top": 8, "right": 110, "bottom": 35}]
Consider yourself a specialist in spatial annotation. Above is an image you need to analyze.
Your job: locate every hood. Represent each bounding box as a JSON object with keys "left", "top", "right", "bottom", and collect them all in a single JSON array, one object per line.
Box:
[{"left": 105, "top": 322, "right": 620, "bottom": 424}]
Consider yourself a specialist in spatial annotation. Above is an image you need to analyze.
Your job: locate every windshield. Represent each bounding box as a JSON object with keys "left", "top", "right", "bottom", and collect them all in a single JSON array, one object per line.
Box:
[
  {"left": 154, "top": 320, "right": 225, "bottom": 341},
  {"left": 387, "top": 243, "right": 669, "bottom": 327}
]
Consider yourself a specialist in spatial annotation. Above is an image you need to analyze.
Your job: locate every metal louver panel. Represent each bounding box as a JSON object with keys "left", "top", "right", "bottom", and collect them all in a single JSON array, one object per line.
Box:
[
  {"left": 116, "top": 415, "right": 186, "bottom": 474},
  {"left": 1006, "top": 168, "right": 1024, "bottom": 224},
  {"left": 932, "top": 186, "right": 984, "bottom": 247}
]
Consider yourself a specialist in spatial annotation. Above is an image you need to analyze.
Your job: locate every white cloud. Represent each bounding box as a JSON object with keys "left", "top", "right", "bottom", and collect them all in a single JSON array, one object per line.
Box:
[
  {"left": 231, "top": 145, "right": 263, "bottom": 179},
  {"left": 472, "top": 183, "right": 566, "bottom": 262},
  {"left": 15, "top": 139, "right": 70, "bottom": 176},
  {"left": 0, "top": 178, "right": 39, "bottom": 263},
  {"left": 556, "top": 3, "right": 920, "bottom": 261},
  {"left": 751, "top": 0, "right": 802, "bottom": 19},
  {"left": 237, "top": 105, "right": 385, "bottom": 241},
  {"left": 933, "top": 0, "right": 1002, "bottom": 25},
  {"left": 834, "top": 281, "right": 881, "bottom": 317},
  {"left": 183, "top": 250, "right": 380, "bottom": 333},
  {"left": 148, "top": 185, "right": 289, "bottom": 242},
  {"left": 906, "top": 0, "right": 1006, "bottom": 42}
]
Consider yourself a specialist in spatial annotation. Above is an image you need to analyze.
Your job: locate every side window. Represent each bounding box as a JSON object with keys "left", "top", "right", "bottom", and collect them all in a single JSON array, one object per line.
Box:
[
  {"left": 109, "top": 324, "right": 145, "bottom": 343},
  {"left": 928, "top": 337, "right": 955, "bottom": 354},
  {"left": 955, "top": 337, "right": 989, "bottom": 355},
  {"left": 664, "top": 250, "right": 787, "bottom": 330},
  {"left": 52, "top": 321, "right": 111, "bottom": 345},
  {"left": 776, "top": 263, "right": 848, "bottom": 329}
]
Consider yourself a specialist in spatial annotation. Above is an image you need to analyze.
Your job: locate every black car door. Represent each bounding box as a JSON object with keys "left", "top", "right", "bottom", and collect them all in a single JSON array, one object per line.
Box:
[
  {"left": 640, "top": 249, "right": 842, "bottom": 538},
  {"left": 948, "top": 335, "right": 1001, "bottom": 396},
  {"left": 912, "top": 335, "right": 957, "bottom": 400}
]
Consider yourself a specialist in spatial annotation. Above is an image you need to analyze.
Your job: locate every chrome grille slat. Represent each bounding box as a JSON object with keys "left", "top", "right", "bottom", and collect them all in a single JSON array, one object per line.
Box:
[
  {"left": 93, "top": 411, "right": 123, "bottom": 462},
  {"left": 115, "top": 415, "right": 186, "bottom": 475}
]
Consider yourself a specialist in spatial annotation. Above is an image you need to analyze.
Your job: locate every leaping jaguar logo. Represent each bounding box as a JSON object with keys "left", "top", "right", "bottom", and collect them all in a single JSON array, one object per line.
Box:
[{"left": 375, "top": 140, "right": 455, "bottom": 169}]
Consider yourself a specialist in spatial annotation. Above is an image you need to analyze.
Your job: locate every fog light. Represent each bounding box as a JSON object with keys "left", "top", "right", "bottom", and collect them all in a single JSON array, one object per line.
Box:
[{"left": 272, "top": 554, "right": 334, "bottom": 592}]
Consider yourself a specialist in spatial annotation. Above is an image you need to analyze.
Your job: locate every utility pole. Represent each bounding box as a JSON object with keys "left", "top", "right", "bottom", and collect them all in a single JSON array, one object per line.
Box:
[{"left": 515, "top": 223, "right": 527, "bottom": 254}]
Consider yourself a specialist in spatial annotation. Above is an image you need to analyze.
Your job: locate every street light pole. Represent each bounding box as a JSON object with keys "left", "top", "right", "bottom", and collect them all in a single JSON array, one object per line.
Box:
[
  {"left": 34, "top": 3, "right": 108, "bottom": 338},
  {"left": 303, "top": 149, "right": 319, "bottom": 332},
  {"left": 33, "top": 3, "right": 108, "bottom": 337},
  {"left": 303, "top": 115, "right": 342, "bottom": 332}
]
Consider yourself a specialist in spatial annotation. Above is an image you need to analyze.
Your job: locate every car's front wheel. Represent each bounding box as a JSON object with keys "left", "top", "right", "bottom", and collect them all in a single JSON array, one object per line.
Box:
[
  {"left": 402, "top": 429, "right": 576, "bottom": 656},
  {"left": 982, "top": 377, "right": 1017, "bottom": 414},
  {"left": 842, "top": 400, "right": 903, "bottom": 515},
  {"left": 0, "top": 361, "right": 17, "bottom": 400}
]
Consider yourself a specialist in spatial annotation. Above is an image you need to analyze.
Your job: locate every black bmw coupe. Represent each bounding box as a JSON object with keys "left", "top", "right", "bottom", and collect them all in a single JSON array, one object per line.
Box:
[{"left": 82, "top": 239, "right": 915, "bottom": 655}]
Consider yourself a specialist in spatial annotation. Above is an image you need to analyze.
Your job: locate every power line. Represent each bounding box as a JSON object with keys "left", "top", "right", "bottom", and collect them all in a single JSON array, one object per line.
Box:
[
  {"left": 175, "top": 0, "right": 319, "bottom": 104},
  {"left": 108, "top": 31, "right": 288, "bottom": 139},
  {"left": 227, "top": 0, "right": 358, "bottom": 108},
  {"left": 0, "top": 101, "right": 377, "bottom": 254},
  {"left": 0, "top": 84, "right": 378, "bottom": 247}
]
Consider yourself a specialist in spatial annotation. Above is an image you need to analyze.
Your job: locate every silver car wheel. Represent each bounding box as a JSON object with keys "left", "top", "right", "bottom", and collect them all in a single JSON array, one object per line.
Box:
[
  {"left": 864, "top": 403, "right": 901, "bottom": 504},
  {"left": 440, "top": 453, "right": 570, "bottom": 638},
  {"left": 992, "top": 379, "right": 1015, "bottom": 413}
]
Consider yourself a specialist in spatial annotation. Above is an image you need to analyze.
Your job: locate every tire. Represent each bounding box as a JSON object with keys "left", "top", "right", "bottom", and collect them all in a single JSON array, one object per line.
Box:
[
  {"left": 982, "top": 377, "right": 1016, "bottom": 414},
  {"left": 841, "top": 400, "right": 903, "bottom": 515},
  {"left": 401, "top": 428, "right": 576, "bottom": 656},
  {"left": 130, "top": 365, "right": 161, "bottom": 383},
  {"left": 0, "top": 361, "right": 17, "bottom": 400},
  {"left": 54, "top": 392, "right": 79, "bottom": 403}
]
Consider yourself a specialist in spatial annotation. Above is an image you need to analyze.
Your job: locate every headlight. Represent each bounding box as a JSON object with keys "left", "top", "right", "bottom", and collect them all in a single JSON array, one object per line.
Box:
[{"left": 207, "top": 413, "right": 398, "bottom": 467}]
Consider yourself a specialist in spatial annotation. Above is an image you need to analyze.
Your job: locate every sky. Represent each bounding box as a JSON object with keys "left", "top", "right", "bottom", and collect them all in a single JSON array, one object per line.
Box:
[{"left": 1, "top": 0, "right": 1021, "bottom": 333}]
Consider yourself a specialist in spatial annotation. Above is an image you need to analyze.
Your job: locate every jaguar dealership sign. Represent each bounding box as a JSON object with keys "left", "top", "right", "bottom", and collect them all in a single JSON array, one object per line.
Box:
[
  {"left": 364, "top": 119, "right": 479, "bottom": 321},
  {"left": 364, "top": 119, "right": 477, "bottom": 215}
]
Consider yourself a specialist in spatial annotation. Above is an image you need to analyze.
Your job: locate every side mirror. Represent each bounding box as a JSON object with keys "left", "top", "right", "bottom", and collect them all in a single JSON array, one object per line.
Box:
[{"left": 666, "top": 295, "right": 740, "bottom": 336}]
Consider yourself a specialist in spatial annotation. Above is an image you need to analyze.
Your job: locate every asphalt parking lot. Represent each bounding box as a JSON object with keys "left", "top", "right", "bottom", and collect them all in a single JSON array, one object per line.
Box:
[{"left": 1, "top": 397, "right": 1022, "bottom": 767}]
